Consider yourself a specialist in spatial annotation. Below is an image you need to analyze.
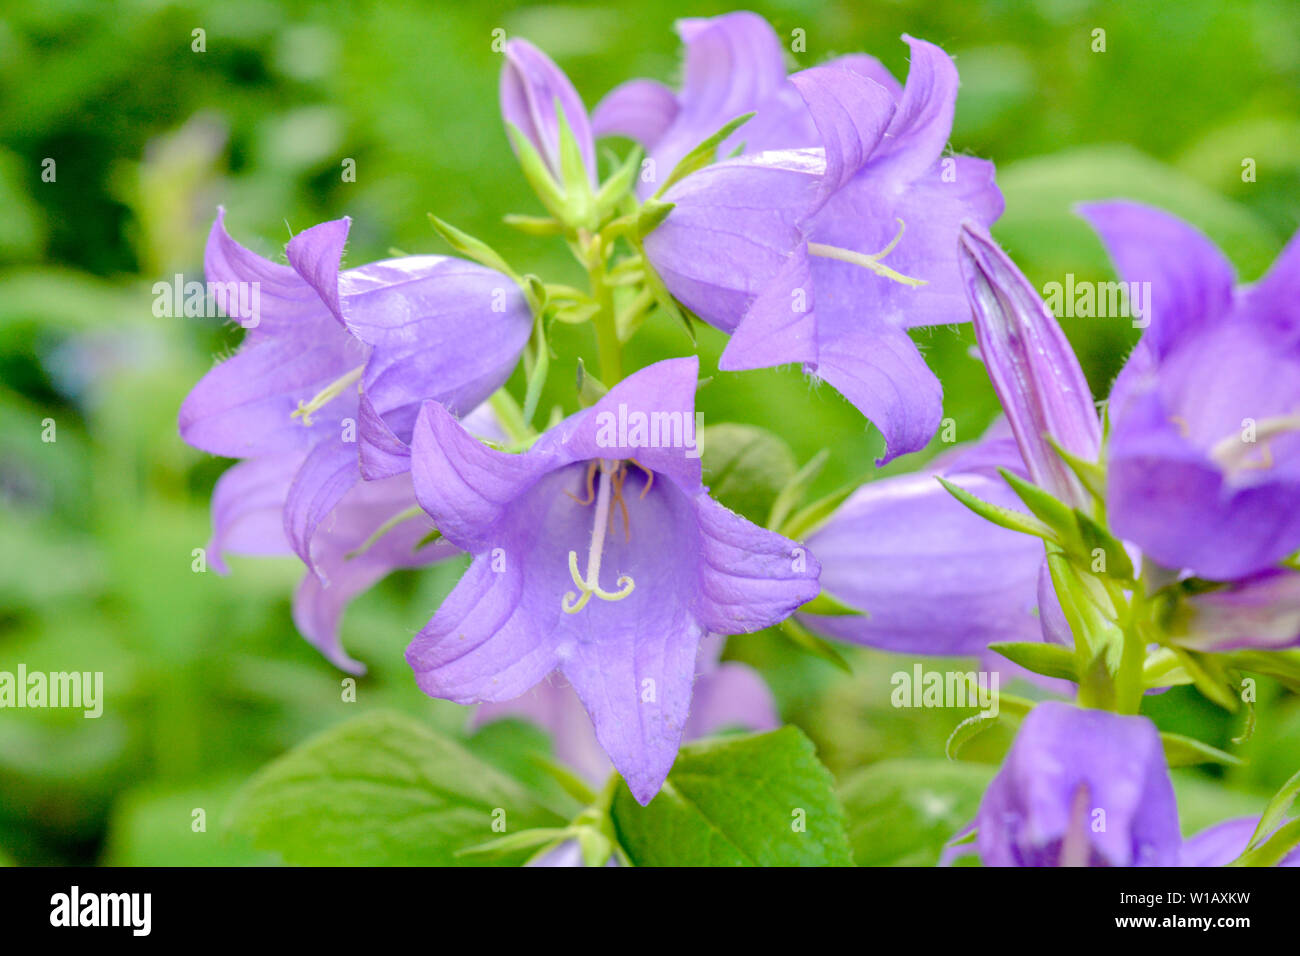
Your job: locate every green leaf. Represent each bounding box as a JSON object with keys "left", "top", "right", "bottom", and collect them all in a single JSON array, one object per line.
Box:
[
  {"left": 636, "top": 198, "right": 675, "bottom": 236},
  {"left": 1160, "top": 731, "right": 1241, "bottom": 768},
  {"left": 988, "top": 640, "right": 1078, "bottom": 681},
  {"left": 839, "top": 759, "right": 994, "bottom": 866},
  {"left": 935, "top": 476, "right": 1055, "bottom": 542},
  {"left": 1221, "top": 649, "right": 1300, "bottom": 693},
  {"left": 699, "top": 423, "right": 797, "bottom": 525},
  {"left": 611, "top": 727, "right": 853, "bottom": 866},
  {"left": 654, "top": 112, "right": 755, "bottom": 197},
  {"left": 227, "top": 711, "right": 566, "bottom": 866}
]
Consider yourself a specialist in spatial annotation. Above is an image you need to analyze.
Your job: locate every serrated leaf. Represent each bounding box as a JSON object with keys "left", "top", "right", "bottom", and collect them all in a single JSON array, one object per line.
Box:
[
  {"left": 226, "top": 711, "right": 566, "bottom": 866},
  {"left": 610, "top": 727, "right": 853, "bottom": 866}
]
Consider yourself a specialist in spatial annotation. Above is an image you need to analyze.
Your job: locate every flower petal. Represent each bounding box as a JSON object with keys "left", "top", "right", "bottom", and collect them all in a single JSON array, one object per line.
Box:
[{"left": 590, "top": 78, "right": 679, "bottom": 147}]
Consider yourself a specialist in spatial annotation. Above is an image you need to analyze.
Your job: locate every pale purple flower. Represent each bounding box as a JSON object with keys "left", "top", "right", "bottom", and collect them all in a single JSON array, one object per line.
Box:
[
  {"left": 181, "top": 211, "right": 531, "bottom": 668},
  {"left": 957, "top": 221, "right": 1102, "bottom": 509},
  {"left": 974, "top": 702, "right": 1181, "bottom": 866},
  {"left": 801, "top": 429, "right": 1044, "bottom": 655},
  {"left": 1080, "top": 202, "right": 1300, "bottom": 580},
  {"left": 407, "top": 356, "right": 819, "bottom": 803},
  {"left": 615, "top": 14, "right": 1001, "bottom": 461}
]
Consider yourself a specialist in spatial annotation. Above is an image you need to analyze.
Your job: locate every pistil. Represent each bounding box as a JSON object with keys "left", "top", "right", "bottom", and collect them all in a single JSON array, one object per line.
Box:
[
  {"left": 291, "top": 364, "right": 365, "bottom": 426},
  {"left": 562, "top": 459, "right": 636, "bottom": 614}
]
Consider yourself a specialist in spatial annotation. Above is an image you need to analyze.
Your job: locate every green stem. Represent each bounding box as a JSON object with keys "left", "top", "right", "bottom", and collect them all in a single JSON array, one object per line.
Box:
[{"left": 591, "top": 258, "right": 623, "bottom": 384}]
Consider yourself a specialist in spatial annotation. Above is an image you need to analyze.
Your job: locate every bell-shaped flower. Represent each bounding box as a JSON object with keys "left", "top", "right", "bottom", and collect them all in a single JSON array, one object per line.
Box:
[
  {"left": 624, "top": 17, "right": 1001, "bottom": 461},
  {"left": 180, "top": 211, "right": 530, "bottom": 667},
  {"left": 1079, "top": 202, "right": 1300, "bottom": 580},
  {"left": 800, "top": 428, "right": 1044, "bottom": 655},
  {"left": 974, "top": 701, "right": 1181, "bottom": 866},
  {"left": 957, "top": 221, "right": 1102, "bottom": 509},
  {"left": 407, "top": 356, "right": 819, "bottom": 803}
]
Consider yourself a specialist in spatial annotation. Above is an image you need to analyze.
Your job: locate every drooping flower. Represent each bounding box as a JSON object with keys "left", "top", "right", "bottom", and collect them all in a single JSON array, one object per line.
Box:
[
  {"left": 1080, "top": 202, "right": 1300, "bottom": 580},
  {"left": 957, "top": 221, "right": 1102, "bottom": 509},
  {"left": 476, "top": 635, "right": 779, "bottom": 865},
  {"left": 181, "top": 211, "right": 532, "bottom": 668},
  {"left": 604, "top": 13, "right": 1002, "bottom": 461},
  {"left": 800, "top": 428, "right": 1044, "bottom": 656},
  {"left": 407, "top": 356, "right": 819, "bottom": 803},
  {"left": 973, "top": 701, "right": 1182, "bottom": 866}
]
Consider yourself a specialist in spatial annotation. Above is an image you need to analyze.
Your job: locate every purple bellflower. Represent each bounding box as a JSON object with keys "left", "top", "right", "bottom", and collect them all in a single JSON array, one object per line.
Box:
[
  {"left": 407, "top": 356, "right": 819, "bottom": 803},
  {"left": 973, "top": 701, "right": 1181, "bottom": 866},
  {"left": 1080, "top": 202, "right": 1300, "bottom": 581},
  {"left": 602, "top": 13, "right": 1002, "bottom": 461},
  {"left": 800, "top": 427, "right": 1044, "bottom": 656},
  {"left": 180, "top": 211, "right": 532, "bottom": 669}
]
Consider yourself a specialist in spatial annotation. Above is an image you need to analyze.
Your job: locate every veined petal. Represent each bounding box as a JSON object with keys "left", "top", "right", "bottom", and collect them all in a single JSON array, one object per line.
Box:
[
  {"left": 1078, "top": 200, "right": 1237, "bottom": 361},
  {"left": 1239, "top": 227, "right": 1300, "bottom": 349},
  {"left": 206, "top": 454, "right": 298, "bottom": 574},
  {"left": 1169, "top": 570, "right": 1300, "bottom": 651},
  {"left": 863, "top": 35, "right": 959, "bottom": 185},
  {"left": 693, "top": 493, "right": 821, "bottom": 634}
]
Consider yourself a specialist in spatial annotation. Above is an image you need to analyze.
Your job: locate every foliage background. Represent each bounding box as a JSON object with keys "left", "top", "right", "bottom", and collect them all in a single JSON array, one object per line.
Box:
[{"left": 1, "top": 0, "right": 1298, "bottom": 865}]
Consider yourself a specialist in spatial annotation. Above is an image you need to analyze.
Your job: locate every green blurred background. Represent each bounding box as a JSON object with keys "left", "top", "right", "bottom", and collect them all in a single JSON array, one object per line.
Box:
[{"left": 2, "top": 0, "right": 1298, "bottom": 865}]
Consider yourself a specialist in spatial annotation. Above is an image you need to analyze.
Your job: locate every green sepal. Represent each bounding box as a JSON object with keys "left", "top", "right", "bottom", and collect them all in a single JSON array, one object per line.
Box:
[
  {"left": 799, "top": 590, "right": 867, "bottom": 618},
  {"left": 987, "top": 641, "right": 1077, "bottom": 682},
  {"left": 1047, "top": 435, "right": 1106, "bottom": 501},
  {"left": 554, "top": 104, "right": 595, "bottom": 228},
  {"left": 1220, "top": 649, "right": 1300, "bottom": 693},
  {"left": 574, "top": 358, "right": 608, "bottom": 407},
  {"left": 628, "top": 233, "right": 696, "bottom": 344},
  {"left": 503, "top": 213, "right": 563, "bottom": 236},
  {"left": 1160, "top": 731, "right": 1241, "bottom": 768},
  {"left": 654, "top": 112, "right": 755, "bottom": 197},
  {"left": 636, "top": 198, "right": 675, "bottom": 237},
  {"left": 428, "top": 214, "right": 520, "bottom": 285},
  {"left": 935, "top": 476, "right": 1056, "bottom": 542},
  {"left": 1073, "top": 507, "right": 1135, "bottom": 582},
  {"left": 520, "top": 311, "right": 550, "bottom": 426},
  {"left": 997, "top": 468, "right": 1079, "bottom": 543},
  {"left": 412, "top": 527, "right": 443, "bottom": 552},
  {"left": 593, "top": 146, "right": 643, "bottom": 221}
]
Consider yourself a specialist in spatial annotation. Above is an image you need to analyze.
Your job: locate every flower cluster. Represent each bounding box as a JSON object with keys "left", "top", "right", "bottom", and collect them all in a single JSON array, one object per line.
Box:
[{"left": 181, "top": 10, "right": 1300, "bottom": 866}]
